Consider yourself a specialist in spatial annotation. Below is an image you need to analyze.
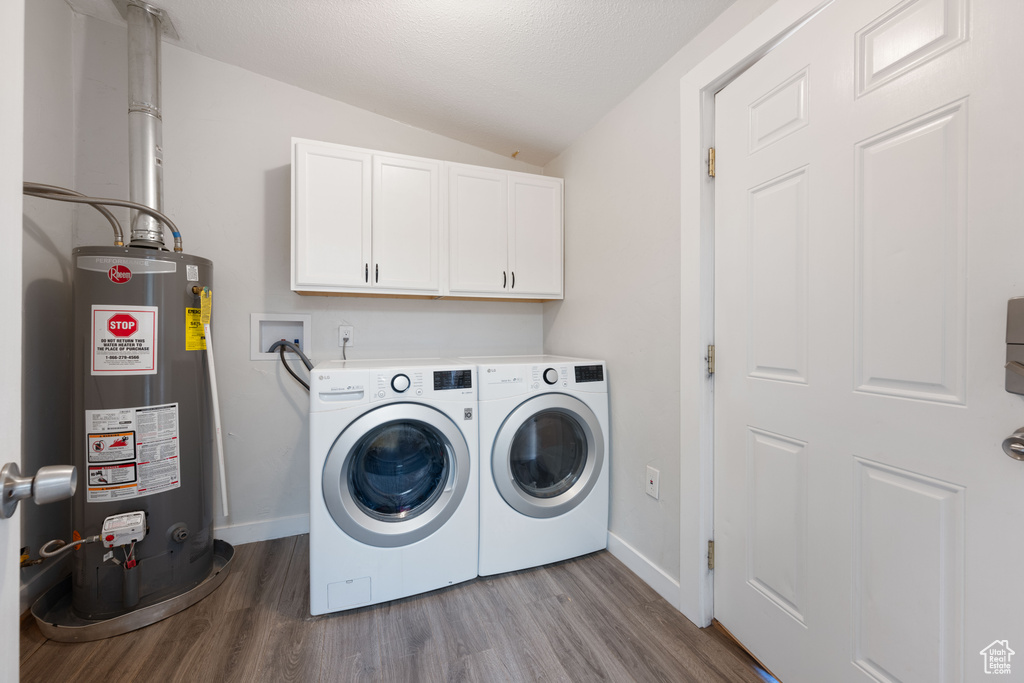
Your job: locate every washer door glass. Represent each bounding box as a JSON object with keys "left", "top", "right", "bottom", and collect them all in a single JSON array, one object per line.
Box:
[
  {"left": 509, "top": 411, "right": 586, "bottom": 499},
  {"left": 323, "top": 403, "right": 471, "bottom": 548},
  {"left": 349, "top": 422, "right": 449, "bottom": 520}
]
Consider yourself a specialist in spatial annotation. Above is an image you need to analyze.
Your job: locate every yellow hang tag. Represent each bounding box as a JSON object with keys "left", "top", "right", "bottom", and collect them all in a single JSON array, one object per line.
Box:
[
  {"left": 185, "top": 308, "right": 205, "bottom": 350},
  {"left": 200, "top": 287, "right": 212, "bottom": 326}
]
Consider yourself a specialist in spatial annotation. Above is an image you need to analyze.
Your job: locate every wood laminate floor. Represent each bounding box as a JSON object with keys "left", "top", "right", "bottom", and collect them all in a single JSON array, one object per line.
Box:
[{"left": 20, "top": 535, "right": 773, "bottom": 682}]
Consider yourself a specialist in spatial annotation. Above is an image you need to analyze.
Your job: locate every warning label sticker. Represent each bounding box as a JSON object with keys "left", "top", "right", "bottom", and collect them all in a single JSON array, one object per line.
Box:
[
  {"left": 85, "top": 403, "right": 180, "bottom": 503},
  {"left": 88, "top": 431, "right": 135, "bottom": 463},
  {"left": 185, "top": 308, "right": 206, "bottom": 351},
  {"left": 91, "top": 305, "right": 158, "bottom": 375}
]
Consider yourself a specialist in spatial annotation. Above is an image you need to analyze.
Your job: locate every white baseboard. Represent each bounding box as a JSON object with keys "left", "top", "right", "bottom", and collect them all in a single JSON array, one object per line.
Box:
[
  {"left": 607, "top": 531, "right": 682, "bottom": 609},
  {"left": 20, "top": 554, "right": 70, "bottom": 613},
  {"left": 214, "top": 513, "right": 309, "bottom": 547}
]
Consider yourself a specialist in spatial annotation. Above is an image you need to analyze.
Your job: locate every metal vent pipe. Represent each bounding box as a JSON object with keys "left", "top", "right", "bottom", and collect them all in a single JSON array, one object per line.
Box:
[{"left": 127, "top": 1, "right": 165, "bottom": 248}]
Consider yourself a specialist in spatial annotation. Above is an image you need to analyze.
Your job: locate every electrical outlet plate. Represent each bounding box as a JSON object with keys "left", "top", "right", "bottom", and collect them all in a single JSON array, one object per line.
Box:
[
  {"left": 250, "top": 313, "right": 312, "bottom": 361},
  {"left": 338, "top": 325, "right": 354, "bottom": 347},
  {"left": 646, "top": 465, "right": 660, "bottom": 500}
]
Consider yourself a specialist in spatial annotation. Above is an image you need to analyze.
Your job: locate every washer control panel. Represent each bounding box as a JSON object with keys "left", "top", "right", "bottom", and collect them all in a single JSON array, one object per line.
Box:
[
  {"left": 391, "top": 373, "right": 411, "bottom": 393},
  {"left": 375, "top": 371, "right": 425, "bottom": 398}
]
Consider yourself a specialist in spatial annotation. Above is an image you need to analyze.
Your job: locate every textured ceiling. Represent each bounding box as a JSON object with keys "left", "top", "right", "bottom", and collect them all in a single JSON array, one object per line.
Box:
[{"left": 66, "top": 0, "right": 735, "bottom": 165}]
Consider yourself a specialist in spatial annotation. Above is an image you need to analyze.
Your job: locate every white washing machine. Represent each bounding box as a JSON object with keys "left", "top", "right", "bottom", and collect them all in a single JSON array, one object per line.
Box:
[
  {"left": 308, "top": 359, "right": 478, "bottom": 615},
  {"left": 466, "top": 355, "right": 609, "bottom": 576}
]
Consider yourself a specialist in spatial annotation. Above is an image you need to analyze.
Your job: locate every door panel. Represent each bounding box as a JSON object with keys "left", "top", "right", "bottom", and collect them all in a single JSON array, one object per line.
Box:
[
  {"left": 854, "top": 101, "right": 968, "bottom": 403},
  {"left": 852, "top": 457, "right": 965, "bottom": 683},
  {"left": 714, "top": 0, "right": 1024, "bottom": 681},
  {"left": 746, "top": 428, "right": 808, "bottom": 626},
  {"left": 747, "top": 167, "right": 809, "bottom": 384}
]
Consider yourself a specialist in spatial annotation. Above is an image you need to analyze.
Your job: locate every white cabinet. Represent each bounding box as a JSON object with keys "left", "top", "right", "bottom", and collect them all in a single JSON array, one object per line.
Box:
[
  {"left": 292, "top": 142, "right": 371, "bottom": 290},
  {"left": 292, "top": 140, "right": 440, "bottom": 295},
  {"left": 448, "top": 164, "right": 508, "bottom": 294},
  {"left": 371, "top": 154, "right": 440, "bottom": 292},
  {"left": 448, "top": 164, "right": 563, "bottom": 299},
  {"left": 508, "top": 172, "right": 563, "bottom": 298},
  {"left": 293, "top": 139, "right": 562, "bottom": 300}
]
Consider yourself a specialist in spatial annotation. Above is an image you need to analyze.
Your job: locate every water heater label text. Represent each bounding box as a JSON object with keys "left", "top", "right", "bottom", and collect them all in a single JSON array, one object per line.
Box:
[{"left": 91, "top": 305, "right": 158, "bottom": 375}]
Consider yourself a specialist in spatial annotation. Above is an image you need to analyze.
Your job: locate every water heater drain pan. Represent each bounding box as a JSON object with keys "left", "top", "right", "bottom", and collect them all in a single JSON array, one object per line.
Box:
[{"left": 30, "top": 539, "right": 234, "bottom": 643}]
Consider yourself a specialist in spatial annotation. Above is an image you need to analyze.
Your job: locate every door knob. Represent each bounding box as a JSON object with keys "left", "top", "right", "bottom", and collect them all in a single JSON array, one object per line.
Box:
[
  {"left": 0, "top": 463, "right": 77, "bottom": 519},
  {"left": 1001, "top": 429, "right": 1024, "bottom": 461}
]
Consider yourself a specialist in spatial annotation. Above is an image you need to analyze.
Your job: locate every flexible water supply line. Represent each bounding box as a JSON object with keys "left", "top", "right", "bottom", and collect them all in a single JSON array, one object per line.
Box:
[
  {"left": 22, "top": 182, "right": 183, "bottom": 251},
  {"left": 204, "top": 322, "right": 229, "bottom": 517},
  {"left": 39, "top": 535, "right": 101, "bottom": 559},
  {"left": 23, "top": 182, "right": 124, "bottom": 246}
]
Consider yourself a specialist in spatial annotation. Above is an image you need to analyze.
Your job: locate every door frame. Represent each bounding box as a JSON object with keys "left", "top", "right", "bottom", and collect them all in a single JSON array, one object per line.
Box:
[{"left": 678, "top": 0, "right": 834, "bottom": 627}]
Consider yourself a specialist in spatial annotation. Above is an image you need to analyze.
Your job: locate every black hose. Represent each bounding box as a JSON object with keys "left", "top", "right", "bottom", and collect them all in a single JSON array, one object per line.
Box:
[
  {"left": 269, "top": 340, "right": 313, "bottom": 391},
  {"left": 268, "top": 340, "right": 313, "bottom": 370}
]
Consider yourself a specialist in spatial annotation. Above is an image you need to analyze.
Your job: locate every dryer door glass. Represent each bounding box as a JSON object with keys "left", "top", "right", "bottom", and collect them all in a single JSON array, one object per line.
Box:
[
  {"left": 348, "top": 422, "right": 450, "bottom": 521},
  {"left": 508, "top": 411, "right": 587, "bottom": 499}
]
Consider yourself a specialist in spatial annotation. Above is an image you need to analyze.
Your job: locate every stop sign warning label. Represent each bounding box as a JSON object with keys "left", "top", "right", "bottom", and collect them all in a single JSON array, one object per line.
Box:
[
  {"left": 91, "top": 305, "right": 158, "bottom": 375},
  {"left": 108, "top": 313, "right": 138, "bottom": 337}
]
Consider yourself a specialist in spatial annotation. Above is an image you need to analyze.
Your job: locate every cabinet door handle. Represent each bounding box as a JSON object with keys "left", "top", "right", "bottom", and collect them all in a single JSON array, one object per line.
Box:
[
  {"left": 365, "top": 263, "right": 368, "bottom": 283},
  {"left": 511, "top": 272, "right": 515, "bottom": 289},
  {"left": 375, "top": 264, "right": 379, "bottom": 283},
  {"left": 503, "top": 271, "right": 507, "bottom": 289}
]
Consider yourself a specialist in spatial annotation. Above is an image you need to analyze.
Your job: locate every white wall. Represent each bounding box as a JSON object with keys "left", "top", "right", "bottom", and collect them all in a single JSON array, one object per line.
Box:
[
  {"left": 20, "top": 0, "right": 75, "bottom": 607},
  {"left": 65, "top": 14, "right": 546, "bottom": 543},
  {"left": 543, "top": 0, "right": 775, "bottom": 605}
]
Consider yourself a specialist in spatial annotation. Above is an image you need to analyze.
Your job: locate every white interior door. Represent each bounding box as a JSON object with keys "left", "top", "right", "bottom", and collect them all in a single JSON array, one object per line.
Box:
[
  {"left": 714, "top": 1, "right": 1024, "bottom": 681},
  {"left": 1, "top": 0, "right": 24, "bottom": 679}
]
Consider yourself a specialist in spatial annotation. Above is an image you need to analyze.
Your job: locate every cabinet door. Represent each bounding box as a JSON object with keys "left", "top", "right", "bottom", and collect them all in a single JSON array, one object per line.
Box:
[
  {"left": 508, "top": 174, "right": 563, "bottom": 298},
  {"left": 448, "top": 164, "right": 509, "bottom": 294},
  {"left": 292, "top": 142, "right": 372, "bottom": 289},
  {"left": 372, "top": 155, "right": 440, "bottom": 292}
]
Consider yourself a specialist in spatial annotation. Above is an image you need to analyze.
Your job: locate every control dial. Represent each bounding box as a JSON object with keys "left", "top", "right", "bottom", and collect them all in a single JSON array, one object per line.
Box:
[
  {"left": 543, "top": 368, "right": 559, "bottom": 385},
  {"left": 391, "top": 374, "right": 411, "bottom": 393}
]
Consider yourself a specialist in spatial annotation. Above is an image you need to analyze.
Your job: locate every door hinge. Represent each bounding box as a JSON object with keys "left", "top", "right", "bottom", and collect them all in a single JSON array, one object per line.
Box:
[
  {"left": 708, "top": 540, "right": 715, "bottom": 570},
  {"left": 708, "top": 147, "right": 716, "bottom": 178},
  {"left": 707, "top": 344, "right": 715, "bottom": 375}
]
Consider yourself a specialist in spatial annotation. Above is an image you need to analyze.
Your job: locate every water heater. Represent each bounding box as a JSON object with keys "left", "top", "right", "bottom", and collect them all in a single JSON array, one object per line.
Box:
[
  {"left": 29, "top": 1, "right": 232, "bottom": 640},
  {"left": 71, "top": 247, "right": 215, "bottom": 618}
]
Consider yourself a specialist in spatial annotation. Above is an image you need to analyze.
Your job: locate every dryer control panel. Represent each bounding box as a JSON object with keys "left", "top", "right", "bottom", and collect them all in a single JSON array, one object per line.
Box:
[{"left": 478, "top": 361, "right": 607, "bottom": 399}]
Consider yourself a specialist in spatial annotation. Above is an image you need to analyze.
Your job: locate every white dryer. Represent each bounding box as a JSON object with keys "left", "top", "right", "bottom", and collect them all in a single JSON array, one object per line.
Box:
[
  {"left": 467, "top": 355, "right": 609, "bottom": 576},
  {"left": 308, "top": 359, "right": 478, "bottom": 615}
]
